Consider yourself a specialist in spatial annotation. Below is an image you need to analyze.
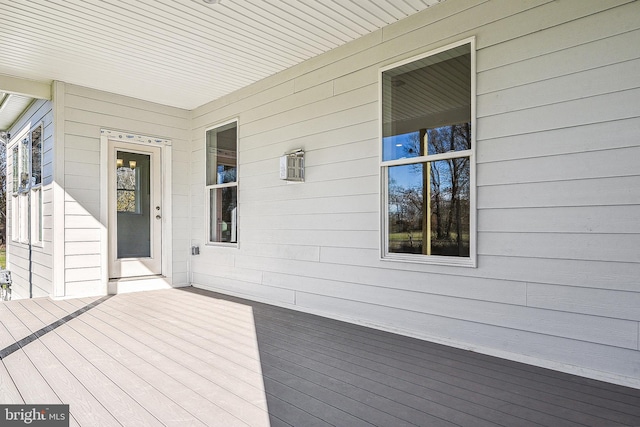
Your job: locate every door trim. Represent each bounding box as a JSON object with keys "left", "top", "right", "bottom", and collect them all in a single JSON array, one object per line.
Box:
[{"left": 100, "top": 129, "right": 172, "bottom": 294}]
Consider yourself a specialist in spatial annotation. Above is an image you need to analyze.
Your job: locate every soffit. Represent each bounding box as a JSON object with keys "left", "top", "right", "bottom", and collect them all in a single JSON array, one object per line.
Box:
[
  {"left": 0, "top": 0, "right": 444, "bottom": 112},
  {"left": 0, "top": 92, "right": 35, "bottom": 132}
]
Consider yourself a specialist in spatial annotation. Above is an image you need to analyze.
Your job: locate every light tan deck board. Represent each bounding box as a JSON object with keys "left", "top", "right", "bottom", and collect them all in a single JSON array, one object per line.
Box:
[
  {"left": 51, "top": 321, "right": 210, "bottom": 427},
  {"left": 20, "top": 333, "right": 119, "bottom": 426},
  {"left": 0, "top": 309, "right": 20, "bottom": 350},
  {"left": 0, "top": 301, "right": 34, "bottom": 342},
  {"left": 0, "top": 361, "right": 24, "bottom": 404},
  {"left": 99, "top": 294, "right": 266, "bottom": 385},
  {"left": 2, "top": 299, "right": 156, "bottom": 426},
  {"left": 42, "top": 331, "right": 161, "bottom": 427},
  {"left": 87, "top": 296, "right": 269, "bottom": 426},
  {"left": 33, "top": 297, "right": 81, "bottom": 318},
  {"left": 0, "top": 303, "right": 66, "bottom": 412},
  {"left": 114, "top": 291, "right": 264, "bottom": 361},
  {"left": 67, "top": 312, "right": 254, "bottom": 427}
]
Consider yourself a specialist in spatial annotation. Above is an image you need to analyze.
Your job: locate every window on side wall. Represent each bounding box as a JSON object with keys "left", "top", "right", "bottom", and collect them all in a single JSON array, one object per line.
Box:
[
  {"left": 381, "top": 39, "right": 476, "bottom": 266},
  {"left": 205, "top": 120, "right": 238, "bottom": 245},
  {"left": 11, "top": 144, "right": 19, "bottom": 242},
  {"left": 10, "top": 122, "right": 44, "bottom": 245}
]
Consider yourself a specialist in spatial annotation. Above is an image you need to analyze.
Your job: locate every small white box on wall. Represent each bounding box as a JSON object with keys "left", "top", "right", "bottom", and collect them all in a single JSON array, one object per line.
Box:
[{"left": 279, "top": 149, "right": 304, "bottom": 182}]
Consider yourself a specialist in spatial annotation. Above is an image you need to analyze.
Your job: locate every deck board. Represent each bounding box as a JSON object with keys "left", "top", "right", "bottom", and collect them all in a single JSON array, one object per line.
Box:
[
  {"left": 88, "top": 297, "right": 270, "bottom": 424},
  {"left": 0, "top": 360, "right": 23, "bottom": 404},
  {"left": 82, "top": 304, "right": 263, "bottom": 426},
  {"left": 0, "top": 287, "right": 639, "bottom": 427},
  {"left": 66, "top": 317, "right": 247, "bottom": 426},
  {"left": 239, "top": 293, "right": 639, "bottom": 426}
]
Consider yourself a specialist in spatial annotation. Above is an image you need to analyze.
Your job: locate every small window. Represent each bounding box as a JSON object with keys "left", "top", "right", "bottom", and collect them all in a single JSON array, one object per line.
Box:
[
  {"left": 10, "top": 123, "right": 45, "bottom": 245},
  {"left": 12, "top": 145, "right": 18, "bottom": 194},
  {"left": 381, "top": 40, "right": 475, "bottom": 265},
  {"left": 19, "top": 137, "right": 29, "bottom": 192},
  {"left": 31, "top": 124, "right": 43, "bottom": 187},
  {"left": 205, "top": 121, "right": 238, "bottom": 244}
]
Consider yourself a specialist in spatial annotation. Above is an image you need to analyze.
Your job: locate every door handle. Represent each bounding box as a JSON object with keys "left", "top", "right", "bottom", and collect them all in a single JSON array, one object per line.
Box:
[{"left": 156, "top": 215, "right": 161, "bottom": 220}]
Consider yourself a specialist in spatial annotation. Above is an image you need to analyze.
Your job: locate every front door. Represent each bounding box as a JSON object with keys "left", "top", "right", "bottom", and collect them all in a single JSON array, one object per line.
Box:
[{"left": 108, "top": 141, "right": 162, "bottom": 278}]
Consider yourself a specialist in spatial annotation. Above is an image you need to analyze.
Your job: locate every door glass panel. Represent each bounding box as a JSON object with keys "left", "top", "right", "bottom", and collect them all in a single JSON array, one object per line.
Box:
[{"left": 117, "top": 151, "right": 151, "bottom": 258}]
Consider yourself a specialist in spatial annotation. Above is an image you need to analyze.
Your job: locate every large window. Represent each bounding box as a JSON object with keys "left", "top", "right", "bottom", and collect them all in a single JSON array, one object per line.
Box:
[
  {"left": 381, "top": 39, "right": 475, "bottom": 266},
  {"left": 206, "top": 120, "right": 238, "bottom": 244},
  {"left": 11, "top": 123, "right": 44, "bottom": 245}
]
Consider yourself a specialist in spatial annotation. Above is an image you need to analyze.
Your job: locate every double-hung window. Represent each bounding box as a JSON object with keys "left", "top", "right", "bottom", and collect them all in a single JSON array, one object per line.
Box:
[
  {"left": 381, "top": 39, "right": 476, "bottom": 266},
  {"left": 11, "top": 122, "right": 44, "bottom": 245},
  {"left": 205, "top": 120, "right": 238, "bottom": 245}
]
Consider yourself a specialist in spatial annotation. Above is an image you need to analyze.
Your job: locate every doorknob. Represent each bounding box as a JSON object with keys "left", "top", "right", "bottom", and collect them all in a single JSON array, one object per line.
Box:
[{"left": 156, "top": 215, "right": 161, "bottom": 220}]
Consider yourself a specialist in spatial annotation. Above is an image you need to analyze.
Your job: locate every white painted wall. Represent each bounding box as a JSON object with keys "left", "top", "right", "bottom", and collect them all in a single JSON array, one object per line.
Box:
[
  {"left": 7, "top": 99, "right": 54, "bottom": 299},
  {"left": 55, "top": 82, "right": 191, "bottom": 296},
  {"left": 189, "top": 0, "right": 640, "bottom": 387}
]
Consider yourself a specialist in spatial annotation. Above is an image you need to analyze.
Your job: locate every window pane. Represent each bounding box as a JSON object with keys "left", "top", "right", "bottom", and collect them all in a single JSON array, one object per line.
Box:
[
  {"left": 31, "top": 125, "right": 42, "bottom": 186},
  {"left": 116, "top": 160, "right": 142, "bottom": 213},
  {"left": 210, "top": 186, "right": 237, "bottom": 243},
  {"left": 206, "top": 122, "right": 237, "bottom": 185},
  {"left": 20, "top": 138, "right": 29, "bottom": 191},
  {"left": 388, "top": 159, "right": 470, "bottom": 257},
  {"left": 12, "top": 146, "right": 18, "bottom": 194},
  {"left": 116, "top": 152, "right": 151, "bottom": 258},
  {"left": 382, "top": 43, "right": 471, "bottom": 161}
]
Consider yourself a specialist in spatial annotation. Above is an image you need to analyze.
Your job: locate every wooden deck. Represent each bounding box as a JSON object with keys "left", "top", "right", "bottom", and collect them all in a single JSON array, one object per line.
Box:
[{"left": 1, "top": 287, "right": 639, "bottom": 427}]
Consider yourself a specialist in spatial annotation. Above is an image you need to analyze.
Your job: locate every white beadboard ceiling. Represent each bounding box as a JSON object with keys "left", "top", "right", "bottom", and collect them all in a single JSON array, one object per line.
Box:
[
  {"left": 0, "top": 92, "right": 34, "bottom": 130},
  {"left": 0, "top": 0, "right": 443, "bottom": 118}
]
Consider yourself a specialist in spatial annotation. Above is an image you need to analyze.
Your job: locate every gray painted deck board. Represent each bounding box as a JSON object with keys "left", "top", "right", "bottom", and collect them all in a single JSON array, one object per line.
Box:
[
  {"left": 246, "top": 305, "right": 637, "bottom": 426},
  {"left": 1, "top": 287, "right": 639, "bottom": 427},
  {"left": 258, "top": 309, "right": 640, "bottom": 424}
]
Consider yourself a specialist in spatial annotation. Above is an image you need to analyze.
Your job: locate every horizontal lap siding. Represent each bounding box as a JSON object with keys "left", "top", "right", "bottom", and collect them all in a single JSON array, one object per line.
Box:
[
  {"left": 191, "top": 0, "right": 640, "bottom": 386},
  {"left": 63, "top": 84, "right": 190, "bottom": 294},
  {"left": 7, "top": 99, "right": 54, "bottom": 298}
]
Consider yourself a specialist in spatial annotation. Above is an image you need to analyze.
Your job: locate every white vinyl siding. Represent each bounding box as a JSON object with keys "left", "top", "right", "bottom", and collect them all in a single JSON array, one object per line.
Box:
[
  {"left": 189, "top": 0, "right": 640, "bottom": 388},
  {"left": 59, "top": 83, "right": 190, "bottom": 295}
]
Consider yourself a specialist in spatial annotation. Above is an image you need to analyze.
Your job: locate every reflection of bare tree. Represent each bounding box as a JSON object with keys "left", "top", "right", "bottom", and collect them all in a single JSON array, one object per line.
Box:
[
  {"left": 432, "top": 124, "right": 470, "bottom": 255},
  {"left": 429, "top": 166, "right": 443, "bottom": 234},
  {"left": 31, "top": 126, "right": 42, "bottom": 186},
  {"left": 393, "top": 123, "right": 471, "bottom": 256},
  {"left": 117, "top": 168, "right": 136, "bottom": 212}
]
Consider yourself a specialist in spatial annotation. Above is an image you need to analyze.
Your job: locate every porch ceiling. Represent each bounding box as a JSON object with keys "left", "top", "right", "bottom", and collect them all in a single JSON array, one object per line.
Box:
[{"left": 0, "top": 0, "right": 443, "bottom": 119}]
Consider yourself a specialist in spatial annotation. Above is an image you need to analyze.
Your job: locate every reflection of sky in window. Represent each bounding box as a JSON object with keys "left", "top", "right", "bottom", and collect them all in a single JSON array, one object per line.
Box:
[
  {"left": 389, "top": 163, "right": 421, "bottom": 191},
  {"left": 389, "top": 160, "right": 455, "bottom": 199},
  {"left": 383, "top": 131, "right": 420, "bottom": 162}
]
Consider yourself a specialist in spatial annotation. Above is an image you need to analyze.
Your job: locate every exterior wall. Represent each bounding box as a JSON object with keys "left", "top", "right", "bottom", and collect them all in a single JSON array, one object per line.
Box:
[
  {"left": 7, "top": 99, "right": 54, "bottom": 298},
  {"left": 190, "top": 0, "right": 640, "bottom": 387},
  {"left": 56, "top": 82, "right": 190, "bottom": 296}
]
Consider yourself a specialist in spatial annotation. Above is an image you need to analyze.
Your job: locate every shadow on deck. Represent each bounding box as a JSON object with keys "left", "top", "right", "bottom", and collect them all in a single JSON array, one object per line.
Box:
[{"left": 0, "top": 286, "right": 639, "bottom": 426}]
